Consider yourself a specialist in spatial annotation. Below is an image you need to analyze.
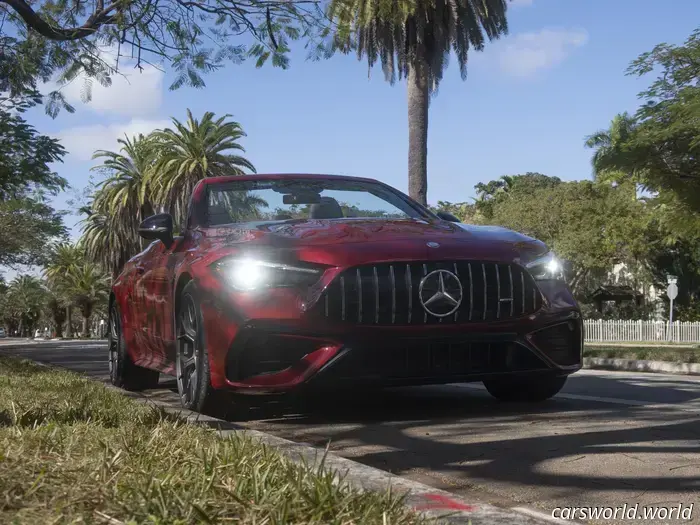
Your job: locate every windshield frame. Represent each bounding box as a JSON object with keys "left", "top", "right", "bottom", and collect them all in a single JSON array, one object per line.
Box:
[{"left": 198, "top": 177, "right": 434, "bottom": 228}]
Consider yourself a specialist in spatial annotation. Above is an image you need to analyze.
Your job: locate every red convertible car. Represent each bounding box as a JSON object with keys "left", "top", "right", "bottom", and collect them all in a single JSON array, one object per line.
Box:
[{"left": 109, "top": 174, "right": 582, "bottom": 413}]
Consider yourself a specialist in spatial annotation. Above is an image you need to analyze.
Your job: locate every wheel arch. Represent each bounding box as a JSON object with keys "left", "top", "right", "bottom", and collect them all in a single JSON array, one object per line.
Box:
[
  {"left": 173, "top": 272, "right": 193, "bottom": 331},
  {"left": 108, "top": 291, "right": 116, "bottom": 331}
]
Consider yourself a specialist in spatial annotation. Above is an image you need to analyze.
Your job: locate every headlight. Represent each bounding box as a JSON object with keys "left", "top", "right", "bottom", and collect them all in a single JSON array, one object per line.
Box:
[
  {"left": 525, "top": 252, "right": 565, "bottom": 281},
  {"left": 213, "top": 257, "right": 323, "bottom": 291}
]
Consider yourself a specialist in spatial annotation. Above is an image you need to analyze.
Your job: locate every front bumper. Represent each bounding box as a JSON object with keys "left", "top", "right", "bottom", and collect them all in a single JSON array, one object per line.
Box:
[{"left": 200, "top": 299, "right": 583, "bottom": 394}]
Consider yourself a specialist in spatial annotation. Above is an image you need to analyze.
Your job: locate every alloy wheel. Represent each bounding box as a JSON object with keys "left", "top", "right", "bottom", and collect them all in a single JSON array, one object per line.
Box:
[{"left": 176, "top": 294, "right": 200, "bottom": 406}]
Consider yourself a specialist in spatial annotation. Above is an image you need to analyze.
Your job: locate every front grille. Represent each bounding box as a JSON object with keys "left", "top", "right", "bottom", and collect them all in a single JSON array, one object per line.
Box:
[
  {"left": 329, "top": 340, "right": 549, "bottom": 379},
  {"left": 316, "top": 261, "right": 543, "bottom": 325}
]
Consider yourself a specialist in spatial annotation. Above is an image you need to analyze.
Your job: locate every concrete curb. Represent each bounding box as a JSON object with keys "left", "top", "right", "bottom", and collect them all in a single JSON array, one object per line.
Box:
[
  {"left": 1, "top": 350, "right": 567, "bottom": 525},
  {"left": 584, "top": 357, "right": 700, "bottom": 376}
]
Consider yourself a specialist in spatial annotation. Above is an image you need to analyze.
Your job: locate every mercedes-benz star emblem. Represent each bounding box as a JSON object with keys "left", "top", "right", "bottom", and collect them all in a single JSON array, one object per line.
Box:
[
  {"left": 426, "top": 242, "right": 440, "bottom": 248},
  {"left": 418, "top": 269, "right": 463, "bottom": 317}
]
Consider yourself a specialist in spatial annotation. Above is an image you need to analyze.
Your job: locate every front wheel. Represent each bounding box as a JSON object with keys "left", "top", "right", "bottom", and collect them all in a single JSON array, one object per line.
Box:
[
  {"left": 483, "top": 375, "right": 567, "bottom": 402},
  {"left": 176, "top": 281, "right": 226, "bottom": 415},
  {"left": 108, "top": 302, "right": 160, "bottom": 391}
]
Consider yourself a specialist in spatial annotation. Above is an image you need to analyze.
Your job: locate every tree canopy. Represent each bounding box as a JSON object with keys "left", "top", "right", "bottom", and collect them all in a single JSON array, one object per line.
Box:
[
  {"left": 0, "top": 107, "right": 68, "bottom": 269},
  {"left": 1, "top": 0, "right": 326, "bottom": 116},
  {"left": 585, "top": 27, "right": 700, "bottom": 240}
]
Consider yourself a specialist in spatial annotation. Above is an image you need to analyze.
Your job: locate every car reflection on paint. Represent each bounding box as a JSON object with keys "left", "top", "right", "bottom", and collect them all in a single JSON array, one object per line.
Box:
[{"left": 108, "top": 173, "right": 583, "bottom": 414}]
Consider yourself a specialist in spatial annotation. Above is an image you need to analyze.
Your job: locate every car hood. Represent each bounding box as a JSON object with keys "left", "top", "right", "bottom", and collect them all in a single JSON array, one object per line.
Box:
[{"left": 202, "top": 218, "right": 547, "bottom": 265}]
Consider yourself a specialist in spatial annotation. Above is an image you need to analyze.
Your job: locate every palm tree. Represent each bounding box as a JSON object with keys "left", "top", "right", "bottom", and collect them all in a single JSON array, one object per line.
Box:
[
  {"left": 6, "top": 275, "right": 46, "bottom": 337},
  {"left": 585, "top": 112, "right": 641, "bottom": 184},
  {"left": 79, "top": 202, "right": 137, "bottom": 278},
  {"left": 92, "top": 134, "right": 157, "bottom": 250},
  {"left": 147, "top": 110, "right": 257, "bottom": 227},
  {"left": 62, "top": 262, "right": 110, "bottom": 338},
  {"left": 44, "top": 243, "right": 84, "bottom": 338},
  {"left": 45, "top": 291, "right": 67, "bottom": 338},
  {"left": 328, "top": 0, "right": 509, "bottom": 206}
]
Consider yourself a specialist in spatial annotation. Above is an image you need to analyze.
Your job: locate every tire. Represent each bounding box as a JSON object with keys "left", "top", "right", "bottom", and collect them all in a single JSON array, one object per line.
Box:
[
  {"left": 108, "top": 302, "right": 160, "bottom": 391},
  {"left": 483, "top": 375, "right": 567, "bottom": 402},
  {"left": 176, "top": 281, "right": 227, "bottom": 415}
]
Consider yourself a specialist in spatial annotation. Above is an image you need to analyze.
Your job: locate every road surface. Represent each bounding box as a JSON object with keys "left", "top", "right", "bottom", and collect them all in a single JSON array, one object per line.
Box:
[{"left": 1, "top": 340, "right": 699, "bottom": 523}]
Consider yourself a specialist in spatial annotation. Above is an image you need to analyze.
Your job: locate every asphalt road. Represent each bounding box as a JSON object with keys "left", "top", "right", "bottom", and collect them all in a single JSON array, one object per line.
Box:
[{"left": 2, "top": 340, "right": 699, "bottom": 523}]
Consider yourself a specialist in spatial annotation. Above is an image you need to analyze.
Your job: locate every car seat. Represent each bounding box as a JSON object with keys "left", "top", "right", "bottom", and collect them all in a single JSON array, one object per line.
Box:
[
  {"left": 207, "top": 204, "right": 233, "bottom": 226},
  {"left": 309, "top": 197, "right": 344, "bottom": 219}
]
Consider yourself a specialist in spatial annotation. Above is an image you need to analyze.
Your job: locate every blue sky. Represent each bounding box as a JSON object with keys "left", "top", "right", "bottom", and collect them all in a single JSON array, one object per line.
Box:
[{"left": 24, "top": 0, "right": 700, "bottom": 241}]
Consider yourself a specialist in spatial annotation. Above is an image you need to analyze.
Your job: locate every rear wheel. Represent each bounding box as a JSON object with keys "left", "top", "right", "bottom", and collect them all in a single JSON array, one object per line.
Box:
[
  {"left": 483, "top": 375, "right": 567, "bottom": 402},
  {"left": 176, "top": 281, "right": 226, "bottom": 415},
  {"left": 108, "top": 302, "right": 160, "bottom": 391}
]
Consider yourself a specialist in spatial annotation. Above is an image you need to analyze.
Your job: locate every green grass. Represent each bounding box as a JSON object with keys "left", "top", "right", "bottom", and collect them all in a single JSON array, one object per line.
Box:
[
  {"left": 0, "top": 357, "right": 426, "bottom": 525},
  {"left": 584, "top": 345, "right": 700, "bottom": 363}
]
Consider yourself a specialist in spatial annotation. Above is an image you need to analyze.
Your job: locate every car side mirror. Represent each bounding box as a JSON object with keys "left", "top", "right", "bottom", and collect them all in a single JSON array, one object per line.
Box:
[
  {"left": 138, "top": 213, "right": 174, "bottom": 247},
  {"left": 436, "top": 210, "right": 461, "bottom": 223}
]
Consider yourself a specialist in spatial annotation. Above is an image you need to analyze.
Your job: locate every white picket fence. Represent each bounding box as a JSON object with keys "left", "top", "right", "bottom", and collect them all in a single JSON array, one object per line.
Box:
[{"left": 584, "top": 319, "right": 700, "bottom": 343}]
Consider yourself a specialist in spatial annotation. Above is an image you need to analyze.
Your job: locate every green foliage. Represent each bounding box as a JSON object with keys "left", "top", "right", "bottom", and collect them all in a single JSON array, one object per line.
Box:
[
  {"left": 487, "top": 179, "right": 652, "bottom": 295},
  {"left": 0, "top": 197, "right": 67, "bottom": 268},
  {"left": 41, "top": 243, "right": 110, "bottom": 337},
  {"left": 0, "top": 104, "right": 68, "bottom": 270},
  {"left": 579, "top": 25, "right": 700, "bottom": 318},
  {"left": 326, "top": 0, "right": 509, "bottom": 91},
  {"left": 0, "top": 109, "right": 67, "bottom": 200},
  {"left": 1, "top": 0, "right": 327, "bottom": 117},
  {"left": 80, "top": 109, "right": 255, "bottom": 276},
  {"left": 59, "top": 262, "right": 110, "bottom": 336},
  {"left": 0, "top": 276, "right": 47, "bottom": 337},
  {"left": 473, "top": 172, "right": 562, "bottom": 221},
  {"left": 0, "top": 357, "right": 426, "bottom": 524},
  {"left": 148, "top": 110, "right": 257, "bottom": 226},
  {"left": 585, "top": 27, "right": 700, "bottom": 238},
  {"left": 432, "top": 200, "right": 478, "bottom": 222},
  {"left": 437, "top": 173, "right": 667, "bottom": 311}
]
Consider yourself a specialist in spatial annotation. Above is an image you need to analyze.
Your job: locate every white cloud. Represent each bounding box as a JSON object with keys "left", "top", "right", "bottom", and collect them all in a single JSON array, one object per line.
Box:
[
  {"left": 58, "top": 119, "right": 171, "bottom": 161},
  {"left": 494, "top": 28, "right": 589, "bottom": 78},
  {"left": 45, "top": 48, "right": 165, "bottom": 118}
]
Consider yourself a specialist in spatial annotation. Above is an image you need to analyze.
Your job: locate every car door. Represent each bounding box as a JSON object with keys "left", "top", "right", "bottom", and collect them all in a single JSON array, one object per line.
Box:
[{"left": 137, "top": 237, "right": 185, "bottom": 370}]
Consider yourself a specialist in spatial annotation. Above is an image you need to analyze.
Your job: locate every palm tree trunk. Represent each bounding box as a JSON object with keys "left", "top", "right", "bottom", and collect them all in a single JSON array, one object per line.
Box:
[
  {"left": 407, "top": 54, "right": 430, "bottom": 207},
  {"left": 65, "top": 305, "right": 72, "bottom": 338},
  {"left": 82, "top": 316, "right": 89, "bottom": 338}
]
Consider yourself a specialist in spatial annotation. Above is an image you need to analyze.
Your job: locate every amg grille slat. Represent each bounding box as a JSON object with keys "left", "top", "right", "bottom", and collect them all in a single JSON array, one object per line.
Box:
[
  {"left": 422, "top": 264, "right": 428, "bottom": 324},
  {"left": 508, "top": 265, "right": 514, "bottom": 317},
  {"left": 453, "top": 263, "right": 459, "bottom": 322},
  {"left": 357, "top": 268, "right": 363, "bottom": 322},
  {"left": 496, "top": 264, "right": 501, "bottom": 320},
  {"left": 317, "top": 260, "right": 543, "bottom": 326},
  {"left": 521, "top": 271, "right": 525, "bottom": 315},
  {"left": 373, "top": 266, "right": 379, "bottom": 324},
  {"left": 406, "top": 264, "right": 413, "bottom": 324},
  {"left": 468, "top": 263, "right": 474, "bottom": 321},
  {"left": 389, "top": 265, "right": 396, "bottom": 324},
  {"left": 482, "top": 263, "right": 487, "bottom": 321}
]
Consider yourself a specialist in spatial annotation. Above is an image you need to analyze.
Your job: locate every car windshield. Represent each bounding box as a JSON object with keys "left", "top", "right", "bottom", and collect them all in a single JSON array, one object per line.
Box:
[{"left": 205, "top": 178, "right": 424, "bottom": 226}]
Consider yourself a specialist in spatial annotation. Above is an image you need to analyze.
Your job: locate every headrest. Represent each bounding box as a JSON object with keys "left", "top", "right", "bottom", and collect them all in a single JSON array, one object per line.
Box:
[{"left": 309, "top": 197, "right": 344, "bottom": 219}]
